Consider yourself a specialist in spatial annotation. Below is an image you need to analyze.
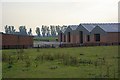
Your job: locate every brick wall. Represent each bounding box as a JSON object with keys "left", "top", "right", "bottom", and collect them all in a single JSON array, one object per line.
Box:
[
  {"left": 58, "top": 32, "right": 120, "bottom": 45},
  {"left": 2, "top": 34, "right": 33, "bottom": 49},
  {"left": 107, "top": 32, "right": 120, "bottom": 43}
]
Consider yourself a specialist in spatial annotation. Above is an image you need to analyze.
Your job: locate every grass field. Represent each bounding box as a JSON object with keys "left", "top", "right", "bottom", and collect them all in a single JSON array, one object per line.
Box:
[
  {"left": 2, "top": 46, "right": 119, "bottom": 78},
  {"left": 34, "top": 36, "right": 58, "bottom": 41}
]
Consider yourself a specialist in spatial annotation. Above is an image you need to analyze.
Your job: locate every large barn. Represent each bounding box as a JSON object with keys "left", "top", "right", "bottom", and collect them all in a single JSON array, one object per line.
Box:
[
  {"left": 0, "top": 32, "right": 33, "bottom": 49},
  {"left": 58, "top": 23, "right": 120, "bottom": 46}
]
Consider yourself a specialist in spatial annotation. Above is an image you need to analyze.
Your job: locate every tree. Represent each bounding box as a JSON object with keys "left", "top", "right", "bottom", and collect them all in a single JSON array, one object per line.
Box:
[
  {"left": 36, "top": 27, "right": 41, "bottom": 37},
  {"left": 19, "top": 26, "right": 27, "bottom": 35},
  {"left": 4, "top": 25, "right": 16, "bottom": 34},
  {"left": 56, "top": 25, "right": 61, "bottom": 35},
  {"left": 28, "top": 28, "right": 32, "bottom": 35},
  {"left": 41, "top": 25, "right": 47, "bottom": 37},
  {"left": 50, "top": 25, "right": 56, "bottom": 37},
  {"left": 5, "top": 25, "right": 9, "bottom": 34},
  {"left": 46, "top": 26, "right": 50, "bottom": 37},
  {"left": 11, "top": 26, "right": 16, "bottom": 33}
]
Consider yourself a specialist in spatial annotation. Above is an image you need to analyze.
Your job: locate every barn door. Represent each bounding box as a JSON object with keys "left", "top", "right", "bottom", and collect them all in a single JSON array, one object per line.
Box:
[
  {"left": 79, "top": 31, "right": 83, "bottom": 44},
  {"left": 68, "top": 32, "right": 71, "bottom": 42}
]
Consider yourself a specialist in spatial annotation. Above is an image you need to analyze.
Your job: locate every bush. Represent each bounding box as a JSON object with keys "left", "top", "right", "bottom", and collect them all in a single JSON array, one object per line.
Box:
[
  {"left": 24, "top": 60, "right": 31, "bottom": 68},
  {"left": 2, "top": 54, "right": 9, "bottom": 62},
  {"left": 69, "top": 56, "right": 78, "bottom": 66}
]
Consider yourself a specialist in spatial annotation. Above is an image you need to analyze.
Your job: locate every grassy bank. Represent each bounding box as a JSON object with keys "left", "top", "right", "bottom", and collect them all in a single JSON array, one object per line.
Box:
[
  {"left": 2, "top": 46, "right": 119, "bottom": 78},
  {"left": 34, "top": 36, "right": 58, "bottom": 41}
]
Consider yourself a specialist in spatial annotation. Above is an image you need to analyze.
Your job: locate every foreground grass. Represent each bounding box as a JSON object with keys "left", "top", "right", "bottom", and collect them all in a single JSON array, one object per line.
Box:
[{"left": 2, "top": 46, "right": 119, "bottom": 78}]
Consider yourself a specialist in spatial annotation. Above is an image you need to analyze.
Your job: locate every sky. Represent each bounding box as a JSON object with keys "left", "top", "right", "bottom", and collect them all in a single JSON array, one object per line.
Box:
[{"left": 0, "top": 0, "right": 119, "bottom": 35}]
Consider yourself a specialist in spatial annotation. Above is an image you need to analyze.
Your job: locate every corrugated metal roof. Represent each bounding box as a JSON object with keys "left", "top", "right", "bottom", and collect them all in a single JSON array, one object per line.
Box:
[
  {"left": 62, "top": 28, "right": 67, "bottom": 33},
  {"left": 80, "top": 23, "right": 97, "bottom": 32},
  {"left": 68, "top": 25, "right": 78, "bottom": 30},
  {"left": 98, "top": 23, "right": 120, "bottom": 32},
  {"left": 61, "top": 23, "right": 120, "bottom": 33}
]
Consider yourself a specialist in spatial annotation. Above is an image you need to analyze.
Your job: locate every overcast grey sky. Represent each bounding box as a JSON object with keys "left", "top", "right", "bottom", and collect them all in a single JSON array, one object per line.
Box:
[{"left": 0, "top": 0, "right": 119, "bottom": 35}]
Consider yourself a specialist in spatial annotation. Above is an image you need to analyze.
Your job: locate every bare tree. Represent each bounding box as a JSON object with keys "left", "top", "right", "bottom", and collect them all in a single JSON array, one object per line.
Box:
[
  {"left": 50, "top": 25, "right": 56, "bottom": 37},
  {"left": 46, "top": 26, "right": 50, "bottom": 37},
  {"left": 19, "top": 26, "right": 27, "bottom": 35},
  {"left": 36, "top": 27, "right": 41, "bottom": 37},
  {"left": 28, "top": 28, "right": 32, "bottom": 35},
  {"left": 41, "top": 25, "right": 47, "bottom": 37},
  {"left": 5, "top": 25, "right": 16, "bottom": 34},
  {"left": 56, "top": 25, "right": 61, "bottom": 35}
]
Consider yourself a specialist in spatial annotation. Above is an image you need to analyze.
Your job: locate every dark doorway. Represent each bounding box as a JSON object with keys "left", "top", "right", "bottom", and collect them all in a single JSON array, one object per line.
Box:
[
  {"left": 64, "top": 35, "right": 66, "bottom": 42},
  {"left": 68, "top": 32, "right": 71, "bottom": 42},
  {"left": 94, "top": 34, "right": 100, "bottom": 42},
  {"left": 87, "top": 35, "right": 90, "bottom": 42},
  {"left": 79, "top": 31, "right": 83, "bottom": 44},
  {"left": 60, "top": 33, "right": 62, "bottom": 42}
]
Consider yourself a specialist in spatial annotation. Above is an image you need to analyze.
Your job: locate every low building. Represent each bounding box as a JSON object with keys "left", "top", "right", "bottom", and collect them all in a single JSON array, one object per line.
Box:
[
  {"left": 91, "top": 23, "right": 120, "bottom": 44},
  {"left": 0, "top": 32, "right": 33, "bottom": 49},
  {"left": 58, "top": 23, "right": 120, "bottom": 46}
]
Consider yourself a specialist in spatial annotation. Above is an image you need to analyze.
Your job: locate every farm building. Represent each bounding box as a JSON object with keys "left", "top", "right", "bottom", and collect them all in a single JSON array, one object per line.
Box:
[
  {"left": 58, "top": 23, "right": 120, "bottom": 46},
  {"left": 0, "top": 32, "right": 33, "bottom": 49}
]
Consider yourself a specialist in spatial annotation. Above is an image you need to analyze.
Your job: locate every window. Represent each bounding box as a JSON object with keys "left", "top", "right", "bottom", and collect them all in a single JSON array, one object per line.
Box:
[
  {"left": 87, "top": 35, "right": 90, "bottom": 42},
  {"left": 94, "top": 34, "right": 100, "bottom": 42}
]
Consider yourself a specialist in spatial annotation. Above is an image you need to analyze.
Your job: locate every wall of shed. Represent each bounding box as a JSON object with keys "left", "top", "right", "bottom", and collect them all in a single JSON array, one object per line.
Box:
[
  {"left": 90, "top": 34, "right": 107, "bottom": 43},
  {"left": 2, "top": 34, "right": 33, "bottom": 49},
  {"left": 2, "top": 34, "right": 18, "bottom": 46},
  {"left": 58, "top": 31, "right": 120, "bottom": 45},
  {"left": 58, "top": 33, "right": 60, "bottom": 42},
  {"left": 107, "top": 32, "right": 120, "bottom": 43}
]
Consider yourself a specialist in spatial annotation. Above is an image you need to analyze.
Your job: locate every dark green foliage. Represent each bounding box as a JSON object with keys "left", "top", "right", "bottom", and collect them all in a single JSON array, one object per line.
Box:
[{"left": 24, "top": 60, "right": 31, "bottom": 68}]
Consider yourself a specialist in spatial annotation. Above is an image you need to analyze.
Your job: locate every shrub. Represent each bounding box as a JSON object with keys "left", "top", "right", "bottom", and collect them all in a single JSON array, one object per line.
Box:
[
  {"left": 24, "top": 60, "right": 31, "bottom": 68},
  {"left": 69, "top": 56, "right": 78, "bottom": 66},
  {"left": 2, "top": 54, "right": 9, "bottom": 62}
]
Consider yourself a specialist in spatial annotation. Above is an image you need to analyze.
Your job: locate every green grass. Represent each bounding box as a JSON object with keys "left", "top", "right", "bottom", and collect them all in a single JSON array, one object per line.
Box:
[
  {"left": 2, "top": 46, "right": 119, "bottom": 78},
  {"left": 34, "top": 36, "right": 58, "bottom": 41}
]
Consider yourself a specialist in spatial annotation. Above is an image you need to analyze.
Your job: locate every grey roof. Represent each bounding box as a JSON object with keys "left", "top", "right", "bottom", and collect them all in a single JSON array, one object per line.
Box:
[
  {"left": 61, "top": 23, "right": 120, "bottom": 33},
  {"left": 62, "top": 28, "right": 67, "bottom": 33},
  {"left": 80, "top": 23, "right": 120, "bottom": 32},
  {"left": 59, "top": 28, "right": 67, "bottom": 33},
  {"left": 98, "top": 23, "right": 120, "bottom": 32},
  {"left": 68, "top": 25, "right": 78, "bottom": 30},
  {"left": 80, "top": 23, "right": 97, "bottom": 32}
]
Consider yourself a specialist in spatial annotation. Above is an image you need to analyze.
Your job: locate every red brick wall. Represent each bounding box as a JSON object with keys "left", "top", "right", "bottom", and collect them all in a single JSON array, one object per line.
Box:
[
  {"left": 90, "top": 34, "right": 107, "bottom": 43},
  {"left": 58, "top": 32, "right": 120, "bottom": 44},
  {"left": 2, "top": 34, "right": 18, "bottom": 46},
  {"left": 73, "top": 32, "right": 87, "bottom": 44},
  {"left": 107, "top": 32, "right": 120, "bottom": 43},
  {"left": 2, "top": 34, "right": 33, "bottom": 48},
  {"left": 19, "top": 36, "right": 33, "bottom": 46},
  {"left": 89, "top": 32, "right": 120, "bottom": 44},
  {"left": 58, "top": 33, "right": 65, "bottom": 42}
]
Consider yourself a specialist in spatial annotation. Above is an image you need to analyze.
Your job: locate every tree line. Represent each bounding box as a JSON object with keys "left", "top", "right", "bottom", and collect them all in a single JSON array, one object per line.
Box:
[{"left": 4, "top": 25, "right": 67, "bottom": 37}]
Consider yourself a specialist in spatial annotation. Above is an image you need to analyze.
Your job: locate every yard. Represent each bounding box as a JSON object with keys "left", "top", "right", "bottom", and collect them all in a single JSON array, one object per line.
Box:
[{"left": 2, "top": 46, "right": 119, "bottom": 78}]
